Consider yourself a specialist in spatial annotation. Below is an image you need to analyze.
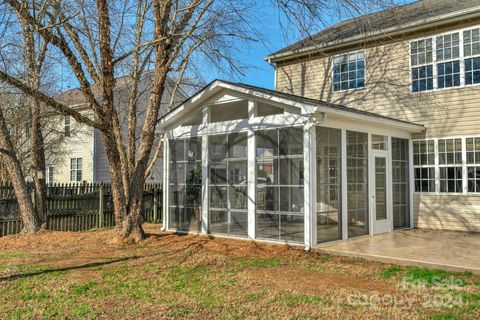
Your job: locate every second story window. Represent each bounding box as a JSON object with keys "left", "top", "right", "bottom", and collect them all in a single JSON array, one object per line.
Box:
[
  {"left": 464, "top": 28, "right": 480, "bottom": 86},
  {"left": 64, "top": 116, "right": 71, "bottom": 137},
  {"left": 411, "top": 39, "right": 433, "bottom": 92},
  {"left": 332, "top": 50, "right": 365, "bottom": 92}
]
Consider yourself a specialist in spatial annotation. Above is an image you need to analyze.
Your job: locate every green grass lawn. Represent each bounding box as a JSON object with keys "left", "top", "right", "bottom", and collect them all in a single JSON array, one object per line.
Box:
[{"left": 0, "top": 225, "right": 479, "bottom": 319}]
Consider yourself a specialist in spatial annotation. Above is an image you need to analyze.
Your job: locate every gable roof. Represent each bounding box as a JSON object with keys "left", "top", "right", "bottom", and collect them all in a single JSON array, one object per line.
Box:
[
  {"left": 160, "top": 79, "right": 424, "bottom": 132},
  {"left": 266, "top": 0, "right": 480, "bottom": 63}
]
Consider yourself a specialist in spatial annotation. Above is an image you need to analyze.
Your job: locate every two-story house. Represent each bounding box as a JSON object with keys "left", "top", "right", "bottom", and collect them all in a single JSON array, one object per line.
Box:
[
  {"left": 47, "top": 74, "right": 185, "bottom": 184},
  {"left": 159, "top": 0, "right": 480, "bottom": 249}
]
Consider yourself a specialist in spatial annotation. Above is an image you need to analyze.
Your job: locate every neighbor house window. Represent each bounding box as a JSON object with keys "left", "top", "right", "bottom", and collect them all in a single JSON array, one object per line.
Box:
[
  {"left": 64, "top": 116, "right": 71, "bottom": 137},
  {"left": 411, "top": 38, "right": 433, "bottom": 92},
  {"left": 332, "top": 50, "right": 365, "bottom": 92},
  {"left": 438, "top": 139, "right": 462, "bottom": 193},
  {"left": 70, "top": 158, "right": 82, "bottom": 182},
  {"left": 46, "top": 166, "right": 54, "bottom": 184},
  {"left": 413, "top": 140, "right": 435, "bottom": 192},
  {"left": 467, "top": 137, "right": 480, "bottom": 193}
]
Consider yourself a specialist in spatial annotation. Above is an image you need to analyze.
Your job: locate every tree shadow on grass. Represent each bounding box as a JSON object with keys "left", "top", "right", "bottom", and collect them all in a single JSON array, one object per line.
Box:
[{"left": 0, "top": 255, "right": 142, "bottom": 282}]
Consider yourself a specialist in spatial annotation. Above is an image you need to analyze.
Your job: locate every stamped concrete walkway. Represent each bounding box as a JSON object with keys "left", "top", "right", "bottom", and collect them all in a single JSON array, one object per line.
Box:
[{"left": 317, "top": 229, "right": 480, "bottom": 274}]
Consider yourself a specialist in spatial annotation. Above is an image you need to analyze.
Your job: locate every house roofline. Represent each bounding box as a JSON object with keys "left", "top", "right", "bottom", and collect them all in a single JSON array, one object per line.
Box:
[
  {"left": 159, "top": 80, "right": 424, "bottom": 133},
  {"left": 265, "top": 5, "right": 480, "bottom": 64}
]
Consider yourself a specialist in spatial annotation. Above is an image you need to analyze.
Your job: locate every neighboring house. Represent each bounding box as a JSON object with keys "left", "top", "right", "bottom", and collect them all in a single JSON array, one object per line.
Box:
[
  {"left": 159, "top": 0, "right": 480, "bottom": 248},
  {"left": 47, "top": 74, "right": 185, "bottom": 184}
]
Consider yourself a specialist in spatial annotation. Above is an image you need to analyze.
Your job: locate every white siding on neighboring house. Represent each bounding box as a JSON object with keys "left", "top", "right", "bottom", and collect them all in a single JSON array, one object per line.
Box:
[{"left": 45, "top": 111, "right": 94, "bottom": 183}]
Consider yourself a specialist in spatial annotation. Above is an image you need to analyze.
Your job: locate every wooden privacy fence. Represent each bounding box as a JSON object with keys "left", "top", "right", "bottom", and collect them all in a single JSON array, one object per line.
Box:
[{"left": 0, "top": 182, "right": 162, "bottom": 237}]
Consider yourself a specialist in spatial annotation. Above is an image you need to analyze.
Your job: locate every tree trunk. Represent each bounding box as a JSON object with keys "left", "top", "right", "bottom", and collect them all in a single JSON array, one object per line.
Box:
[
  {"left": 0, "top": 108, "right": 40, "bottom": 234},
  {"left": 30, "top": 97, "right": 47, "bottom": 224}
]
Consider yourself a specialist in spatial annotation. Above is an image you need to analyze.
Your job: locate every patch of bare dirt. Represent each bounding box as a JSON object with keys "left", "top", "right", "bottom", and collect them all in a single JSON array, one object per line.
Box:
[{"left": 246, "top": 266, "right": 398, "bottom": 295}]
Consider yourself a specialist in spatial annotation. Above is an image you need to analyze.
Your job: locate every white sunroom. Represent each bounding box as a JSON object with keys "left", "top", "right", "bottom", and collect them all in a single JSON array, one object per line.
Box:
[{"left": 159, "top": 80, "right": 424, "bottom": 248}]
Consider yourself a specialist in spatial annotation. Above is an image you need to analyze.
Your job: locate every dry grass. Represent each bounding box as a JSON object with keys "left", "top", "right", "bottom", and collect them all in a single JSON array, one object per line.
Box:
[{"left": 0, "top": 224, "right": 479, "bottom": 319}]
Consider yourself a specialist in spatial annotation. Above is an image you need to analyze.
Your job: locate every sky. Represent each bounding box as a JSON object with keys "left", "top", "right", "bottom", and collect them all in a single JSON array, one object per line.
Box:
[{"left": 205, "top": 0, "right": 414, "bottom": 90}]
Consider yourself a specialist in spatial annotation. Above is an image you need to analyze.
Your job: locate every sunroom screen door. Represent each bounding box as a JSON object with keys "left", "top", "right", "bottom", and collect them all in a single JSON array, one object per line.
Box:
[{"left": 372, "top": 154, "right": 390, "bottom": 234}]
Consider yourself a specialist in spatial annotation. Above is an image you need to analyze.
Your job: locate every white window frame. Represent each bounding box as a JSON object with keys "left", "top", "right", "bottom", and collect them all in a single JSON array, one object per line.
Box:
[
  {"left": 412, "top": 140, "right": 436, "bottom": 193},
  {"left": 46, "top": 165, "right": 54, "bottom": 184},
  {"left": 331, "top": 49, "right": 366, "bottom": 92},
  {"left": 70, "top": 158, "right": 83, "bottom": 182},
  {"left": 64, "top": 116, "right": 71, "bottom": 137},
  {"left": 413, "top": 135, "right": 480, "bottom": 196},
  {"left": 410, "top": 25, "right": 480, "bottom": 93},
  {"left": 437, "top": 138, "right": 463, "bottom": 193}
]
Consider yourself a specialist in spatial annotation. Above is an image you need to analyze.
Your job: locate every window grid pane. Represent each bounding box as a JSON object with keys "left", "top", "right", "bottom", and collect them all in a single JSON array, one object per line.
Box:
[
  {"left": 465, "top": 57, "right": 480, "bottom": 85},
  {"left": 436, "top": 33, "right": 460, "bottom": 62},
  {"left": 438, "top": 139, "right": 462, "bottom": 165},
  {"left": 412, "top": 65, "right": 433, "bottom": 92},
  {"left": 413, "top": 141, "right": 435, "bottom": 193},
  {"left": 411, "top": 39, "right": 433, "bottom": 66},
  {"left": 463, "top": 28, "right": 480, "bottom": 57},
  {"left": 437, "top": 61, "right": 461, "bottom": 89},
  {"left": 333, "top": 51, "right": 365, "bottom": 92}
]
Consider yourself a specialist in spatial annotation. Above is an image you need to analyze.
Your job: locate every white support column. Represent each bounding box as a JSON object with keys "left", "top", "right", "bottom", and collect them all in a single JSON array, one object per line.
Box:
[
  {"left": 303, "top": 122, "right": 315, "bottom": 249},
  {"left": 311, "top": 126, "right": 317, "bottom": 245},
  {"left": 201, "top": 108, "right": 209, "bottom": 234},
  {"left": 341, "top": 129, "right": 348, "bottom": 240},
  {"left": 434, "top": 138, "right": 440, "bottom": 193},
  {"left": 462, "top": 137, "right": 468, "bottom": 195},
  {"left": 368, "top": 133, "right": 373, "bottom": 236},
  {"left": 408, "top": 139, "right": 415, "bottom": 229},
  {"left": 162, "top": 137, "right": 169, "bottom": 231},
  {"left": 387, "top": 136, "right": 393, "bottom": 232},
  {"left": 247, "top": 100, "right": 256, "bottom": 239}
]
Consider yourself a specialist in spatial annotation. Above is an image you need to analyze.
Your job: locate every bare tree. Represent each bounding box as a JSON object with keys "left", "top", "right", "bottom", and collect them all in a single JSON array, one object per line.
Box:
[
  {"left": 0, "top": 0, "right": 402, "bottom": 240},
  {"left": 0, "top": 0, "right": 257, "bottom": 242}
]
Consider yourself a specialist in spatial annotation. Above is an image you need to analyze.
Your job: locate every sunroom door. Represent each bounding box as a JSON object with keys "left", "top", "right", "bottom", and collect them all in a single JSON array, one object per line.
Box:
[{"left": 371, "top": 152, "right": 390, "bottom": 235}]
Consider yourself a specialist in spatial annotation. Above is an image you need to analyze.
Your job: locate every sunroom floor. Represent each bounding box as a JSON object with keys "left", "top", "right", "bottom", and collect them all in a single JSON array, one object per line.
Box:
[{"left": 317, "top": 229, "right": 480, "bottom": 274}]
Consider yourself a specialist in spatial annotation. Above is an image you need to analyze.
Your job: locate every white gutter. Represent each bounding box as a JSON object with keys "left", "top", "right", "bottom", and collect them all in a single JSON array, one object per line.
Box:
[{"left": 266, "top": 5, "right": 480, "bottom": 63}]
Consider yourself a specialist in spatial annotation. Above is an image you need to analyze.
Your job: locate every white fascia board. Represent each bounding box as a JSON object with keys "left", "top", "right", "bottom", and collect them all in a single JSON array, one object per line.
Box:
[
  {"left": 266, "top": 6, "right": 480, "bottom": 63},
  {"left": 314, "top": 109, "right": 424, "bottom": 133},
  {"left": 159, "top": 80, "right": 423, "bottom": 134}
]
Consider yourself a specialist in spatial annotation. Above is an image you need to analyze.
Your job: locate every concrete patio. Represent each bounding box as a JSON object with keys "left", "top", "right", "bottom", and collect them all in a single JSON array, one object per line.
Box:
[{"left": 317, "top": 229, "right": 480, "bottom": 274}]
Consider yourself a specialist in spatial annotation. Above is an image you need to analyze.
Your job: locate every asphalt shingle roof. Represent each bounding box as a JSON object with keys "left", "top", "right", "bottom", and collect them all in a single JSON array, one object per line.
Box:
[{"left": 269, "top": 0, "right": 480, "bottom": 59}]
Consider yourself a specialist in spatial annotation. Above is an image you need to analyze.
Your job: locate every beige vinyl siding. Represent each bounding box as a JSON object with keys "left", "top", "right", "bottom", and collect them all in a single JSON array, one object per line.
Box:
[
  {"left": 414, "top": 194, "right": 480, "bottom": 232},
  {"left": 275, "top": 20, "right": 480, "bottom": 232}
]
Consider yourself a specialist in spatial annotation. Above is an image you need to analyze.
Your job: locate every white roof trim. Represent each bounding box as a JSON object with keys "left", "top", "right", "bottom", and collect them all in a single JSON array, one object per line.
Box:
[{"left": 159, "top": 80, "right": 424, "bottom": 133}]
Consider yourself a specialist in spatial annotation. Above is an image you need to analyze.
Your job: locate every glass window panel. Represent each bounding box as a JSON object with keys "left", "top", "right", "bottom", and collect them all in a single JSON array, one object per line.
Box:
[
  {"left": 280, "top": 214, "right": 304, "bottom": 242},
  {"left": 279, "top": 128, "right": 303, "bottom": 156},
  {"left": 209, "top": 100, "right": 248, "bottom": 123},
  {"left": 333, "top": 50, "right": 365, "bottom": 92},
  {"left": 316, "top": 127, "right": 342, "bottom": 243},
  {"left": 169, "top": 137, "right": 202, "bottom": 232},
  {"left": 256, "top": 213, "right": 280, "bottom": 240},
  {"left": 228, "top": 133, "right": 248, "bottom": 158}
]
